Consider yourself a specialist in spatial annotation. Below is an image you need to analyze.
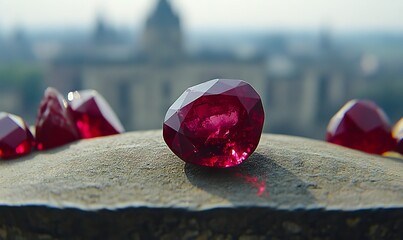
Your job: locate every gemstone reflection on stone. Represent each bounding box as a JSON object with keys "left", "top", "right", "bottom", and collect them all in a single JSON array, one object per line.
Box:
[
  {"left": 163, "top": 79, "right": 265, "bottom": 168},
  {"left": 35, "top": 87, "right": 80, "bottom": 150},
  {"left": 68, "top": 90, "right": 125, "bottom": 139},
  {"left": 326, "top": 99, "right": 396, "bottom": 155},
  {"left": 0, "top": 112, "right": 34, "bottom": 159}
]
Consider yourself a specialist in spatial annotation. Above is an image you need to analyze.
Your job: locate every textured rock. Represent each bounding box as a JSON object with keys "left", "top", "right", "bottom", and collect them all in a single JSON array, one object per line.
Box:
[{"left": 0, "top": 130, "right": 402, "bottom": 239}]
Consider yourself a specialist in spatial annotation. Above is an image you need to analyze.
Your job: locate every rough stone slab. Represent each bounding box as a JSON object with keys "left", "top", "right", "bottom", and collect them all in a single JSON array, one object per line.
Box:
[
  {"left": 1, "top": 130, "right": 402, "bottom": 210},
  {"left": 0, "top": 130, "right": 402, "bottom": 239}
]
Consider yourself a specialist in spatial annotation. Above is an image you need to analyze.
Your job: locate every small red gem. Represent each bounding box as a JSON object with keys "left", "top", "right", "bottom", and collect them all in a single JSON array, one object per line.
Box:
[
  {"left": 393, "top": 118, "right": 403, "bottom": 154},
  {"left": 163, "top": 79, "right": 265, "bottom": 168},
  {"left": 35, "top": 87, "right": 80, "bottom": 150},
  {"left": 0, "top": 112, "right": 34, "bottom": 159},
  {"left": 326, "top": 100, "right": 396, "bottom": 155},
  {"left": 68, "top": 90, "right": 125, "bottom": 138}
]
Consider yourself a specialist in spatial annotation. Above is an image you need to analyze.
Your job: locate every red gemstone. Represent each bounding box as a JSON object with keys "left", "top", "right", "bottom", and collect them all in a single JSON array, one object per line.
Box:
[
  {"left": 0, "top": 112, "right": 34, "bottom": 159},
  {"left": 68, "top": 90, "right": 125, "bottom": 139},
  {"left": 326, "top": 100, "right": 396, "bottom": 155},
  {"left": 163, "top": 79, "right": 265, "bottom": 168},
  {"left": 393, "top": 118, "right": 403, "bottom": 154},
  {"left": 35, "top": 87, "right": 80, "bottom": 150}
]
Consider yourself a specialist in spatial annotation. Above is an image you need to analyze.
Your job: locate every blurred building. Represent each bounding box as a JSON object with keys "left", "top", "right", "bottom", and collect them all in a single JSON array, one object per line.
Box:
[
  {"left": 1, "top": 0, "right": 401, "bottom": 138},
  {"left": 266, "top": 30, "right": 356, "bottom": 137},
  {"left": 44, "top": 0, "right": 391, "bottom": 139},
  {"left": 0, "top": 27, "right": 36, "bottom": 62},
  {"left": 47, "top": 0, "right": 266, "bottom": 131}
]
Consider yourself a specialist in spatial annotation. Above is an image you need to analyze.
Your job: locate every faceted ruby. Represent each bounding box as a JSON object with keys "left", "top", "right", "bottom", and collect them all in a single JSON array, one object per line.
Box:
[
  {"left": 35, "top": 87, "right": 80, "bottom": 150},
  {"left": 0, "top": 112, "right": 34, "bottom": 159},
  {"left": 163, "top": 79, "right": 265, "bottom": 168},
  {"left": 393, "top": 118, "right": 403, "bottom": 154},
  {"left": 326, "top": 100, "right": 396, "bottom": 155},
  {"left": 68, "top": 90, "right": 125, "bottom": 139}
]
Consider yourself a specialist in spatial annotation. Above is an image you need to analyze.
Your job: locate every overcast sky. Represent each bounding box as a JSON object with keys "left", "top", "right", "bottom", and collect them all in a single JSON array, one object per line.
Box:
[{"left": 0, "top": 0, "right": 402, "bottom": 32}]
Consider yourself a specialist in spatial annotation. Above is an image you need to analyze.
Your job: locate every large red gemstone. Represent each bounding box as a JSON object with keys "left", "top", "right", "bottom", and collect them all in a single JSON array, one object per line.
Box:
[
  {"left": 0, "top": 112, "right": 34, "bottom": 159},
  {"left": 393, "top": 118, "right": 403, "bottom": 154},
  {"left": 68, "top": 90, "right": 125, "bottom": 139},
  {"left": 35, "top": 87, "right": 80, "bottom": 150},
  {"left": 326, "top": 99, "right": 396, "bottom": 155},
  {"left": 163, "top": 79, "right": 265, "bottom": 168}
]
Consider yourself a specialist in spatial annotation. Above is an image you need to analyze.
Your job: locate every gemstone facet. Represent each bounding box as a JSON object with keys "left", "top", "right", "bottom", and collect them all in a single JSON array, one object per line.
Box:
[
  {"left": 393, "top": 118, "right": 403, "bottom": 154},
  {"left": 35, "top": 87, "right": 80, "bottom": 150},
  {"left": 163, "top": 79, "right": 265, "bottom": 168},
  {"left": 326, "top": 99, "right": 396, "bottom": 155},
  {"left": 0, "top": 112, "right": 34, "bottom": 159},
  {"left": 68, "top": 90, "right": 125, "bottom": 139}
]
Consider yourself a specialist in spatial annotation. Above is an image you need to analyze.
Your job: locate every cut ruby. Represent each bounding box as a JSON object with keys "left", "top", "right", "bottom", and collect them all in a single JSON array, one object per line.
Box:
[
  {"left": 0, "top": 112, "right": 34, "bottom": 159},
  {"left": 35, "top": 87, "right": 80, "bottom": 150},
  {"left": 163, "top": 79, "right": 265, "bottom": 168},
  {"left": 68, "top": 90, "right": 125, "bottom": 138},
  {"left": 326, "top": 100, "right": 396, "bottom": 155},
  {"left": 393, "top": 118, "right": 403, "bottom": 154}
]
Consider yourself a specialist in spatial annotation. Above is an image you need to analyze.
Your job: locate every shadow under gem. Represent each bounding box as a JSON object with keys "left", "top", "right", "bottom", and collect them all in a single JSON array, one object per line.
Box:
[{"left": 185, "top": 153, "right": 316, "bottom": 207}]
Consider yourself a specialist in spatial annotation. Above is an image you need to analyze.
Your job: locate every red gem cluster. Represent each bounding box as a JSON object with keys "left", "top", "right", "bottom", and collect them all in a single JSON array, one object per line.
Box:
[
  {"left": 326, "top": 99, "right": 402, "bottom": 156},
  {"left": 0, "top": 87, "right": 124, "bottom": 160}
]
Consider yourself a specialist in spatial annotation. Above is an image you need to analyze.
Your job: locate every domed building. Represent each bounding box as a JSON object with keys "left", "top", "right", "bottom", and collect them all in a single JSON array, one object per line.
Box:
[
  {"left": 46, "top": 0, "right": 358, "bottom": 139},
  {"left": 141, "top": 0, "right": 184, "bottom": 62},
  {"left": 47, "top": 0, "right": 267, "bottom": 131}
]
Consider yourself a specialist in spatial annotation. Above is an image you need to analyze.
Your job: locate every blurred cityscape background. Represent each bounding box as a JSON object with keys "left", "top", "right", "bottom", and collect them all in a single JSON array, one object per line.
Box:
[{"left": 0, "top": 0, "right": 402, "bottom": 139}]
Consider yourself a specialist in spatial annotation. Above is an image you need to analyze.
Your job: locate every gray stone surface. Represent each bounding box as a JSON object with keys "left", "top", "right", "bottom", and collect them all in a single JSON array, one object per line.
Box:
[{"left": 0, "top": 130, "right": 402, "bottom": 239}]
